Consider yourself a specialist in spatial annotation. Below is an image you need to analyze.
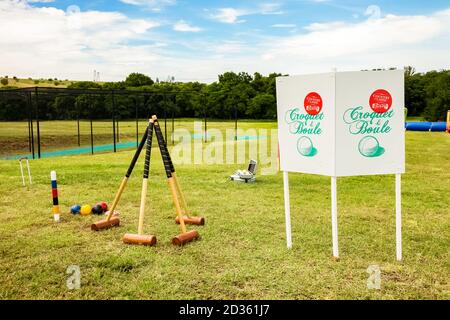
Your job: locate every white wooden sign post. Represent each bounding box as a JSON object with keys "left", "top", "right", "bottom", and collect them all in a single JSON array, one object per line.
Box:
[{"left": 276, "top": 70, "right": 405, "bottom": 261}]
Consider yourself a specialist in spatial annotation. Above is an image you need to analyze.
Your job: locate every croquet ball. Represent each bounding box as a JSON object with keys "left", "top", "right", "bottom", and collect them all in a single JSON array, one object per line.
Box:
[
  {"left": 105, "top": 210, "right": 119, "bottom": 216},
  {"left": 80, "top": 204, "right": 92, "bottom": 216},
  {"left": 70, "top": 204, "right": 81, "bottom": 215},
  {"left": 100, "top": 201, "right": 108, "bottom": 212},
  {"left": 92, "top": 204, "right": 103, "bottom": 215}
]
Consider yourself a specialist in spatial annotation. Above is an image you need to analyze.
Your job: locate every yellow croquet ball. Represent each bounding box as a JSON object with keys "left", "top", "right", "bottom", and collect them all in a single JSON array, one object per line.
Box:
[{"left": 80, "top": 204, "right": 92, "bottom": 216}]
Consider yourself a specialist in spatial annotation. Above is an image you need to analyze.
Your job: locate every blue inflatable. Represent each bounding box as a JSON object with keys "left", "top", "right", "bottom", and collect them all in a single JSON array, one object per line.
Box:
[
  {"left": 405, "top": 122, "right": 447, "bottom": 132},
  {"left": 430, "top": 122, "right": 447, "bottom": 132}
]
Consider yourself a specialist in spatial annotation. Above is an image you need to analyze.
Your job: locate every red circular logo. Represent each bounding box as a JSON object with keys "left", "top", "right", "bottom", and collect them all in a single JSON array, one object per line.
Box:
[
  {"left": 369, "top": 89, "right": 392, "bottom": 113},
  {"left": 304, "top": 92, "right": 322, "bottom": 115}
]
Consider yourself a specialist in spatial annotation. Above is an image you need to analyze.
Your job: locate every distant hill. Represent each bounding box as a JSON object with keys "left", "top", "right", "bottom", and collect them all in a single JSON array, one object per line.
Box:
[{"left": 0, "top": 77, "right": 103, "bottom": 89}]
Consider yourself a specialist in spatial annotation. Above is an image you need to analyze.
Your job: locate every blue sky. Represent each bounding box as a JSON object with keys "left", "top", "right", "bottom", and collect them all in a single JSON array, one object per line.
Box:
[{"left": 1, "top": 0, "right": 449, "bottom": 81}]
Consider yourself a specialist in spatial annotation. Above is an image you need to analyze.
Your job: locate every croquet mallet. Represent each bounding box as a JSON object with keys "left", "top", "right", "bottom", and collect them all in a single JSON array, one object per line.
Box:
[
  {"left": 122, "top": 120, "right": 157, "bottom": 246},
  {"left": 153, "top": 116, "right": 200, "bottom": 245},
  {"left": 151, "top": 115, "right": 205, "bottom": 226}
]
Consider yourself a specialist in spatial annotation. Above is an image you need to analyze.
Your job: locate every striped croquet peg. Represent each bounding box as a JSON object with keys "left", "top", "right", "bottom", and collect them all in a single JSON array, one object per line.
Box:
[{"left": 51, "top": 171, "right": 61, "bottom": 222}]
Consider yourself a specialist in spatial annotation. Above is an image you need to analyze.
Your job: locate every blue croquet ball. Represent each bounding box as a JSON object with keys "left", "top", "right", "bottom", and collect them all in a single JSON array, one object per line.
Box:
[{"left": 70, "top": 204, "right": 81, "bottom": 215}]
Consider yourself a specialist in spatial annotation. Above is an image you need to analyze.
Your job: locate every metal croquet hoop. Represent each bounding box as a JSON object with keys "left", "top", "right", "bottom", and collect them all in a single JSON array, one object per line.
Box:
[{"left": 19, "top": 157, "right": 32, "bottom": 187}]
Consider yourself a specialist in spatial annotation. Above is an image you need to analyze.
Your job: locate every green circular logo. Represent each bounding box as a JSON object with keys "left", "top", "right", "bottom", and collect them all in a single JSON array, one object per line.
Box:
[
  {"left": 297, "top": 136, "right": 317, "bottom": 157},
  {"left": 358, "top": 136, "right": 385, "bottom": 157}
]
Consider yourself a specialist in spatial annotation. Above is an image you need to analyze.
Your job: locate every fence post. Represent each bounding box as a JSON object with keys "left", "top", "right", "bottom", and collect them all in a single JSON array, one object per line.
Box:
[
  {"left": 27, "top": 92, "right": 35, "bottom": 159},
  {"left": 116, "top": 118, "right": 120, "bottom": 143},
  {"left": 76, "top": 100, "right": 80, "bottom": 146},
  {"left": 90, "top": 98, "right": 94, "bottom": 155},
  {"left": 203, "top": 96, "right": 207, "bottom": 143},
  {"left": 234, "top": 105, "right": 238, "bottom": 141},
  {"left": 34, "top": 87, "right": 41, "bottom": 159},
  {"left": 172, "top": 110, "right": 175, "bottom": 145},
  {"left": 27, "top": 115, "right": 31, "bottom": 152},
  {"left": 112, "top": 90, "right": 116, "bottom": 152},
  {"left": 135, "top": 97, "right": 139, "bottom": 148},
  {"left": 26, "top": 94, "right": 31, "bottom": 153},
  {"left": 164, "top": 102, "right": 167, "bottom": 143}
]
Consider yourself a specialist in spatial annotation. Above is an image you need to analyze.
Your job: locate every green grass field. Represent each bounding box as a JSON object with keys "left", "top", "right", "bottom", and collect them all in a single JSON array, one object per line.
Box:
[{"left": 0, "top": 120, "right": 448, "bottom": 299}]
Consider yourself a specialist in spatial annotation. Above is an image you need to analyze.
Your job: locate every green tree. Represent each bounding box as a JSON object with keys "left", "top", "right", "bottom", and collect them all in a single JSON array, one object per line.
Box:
[
  {"left": 248, "top": 93, "right": 276, "bottom": 119},
  {"left": 52, "top": 96, "right": 77, "bottom": 119},
  {"left": 0, "top": 95, "right": 27, "bottom": 120},
  {"left": 405, "top": 68, "right": 426, "bottom": 116},
  {"left": 125, "top": 73, "right": 154, "bottom": 87},
  {"left": 423, "top": 71, "right": 450, "bottom": 121},
  {"left": 68, "top": 81, "right": 102, "bottom": 89},
  {"left": 1, "top": 78, "right": 8, "bottom": 86}
]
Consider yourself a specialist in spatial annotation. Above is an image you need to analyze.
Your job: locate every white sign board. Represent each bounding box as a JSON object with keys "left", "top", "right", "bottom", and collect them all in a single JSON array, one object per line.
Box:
[
  {"left": 276, "top": 70, "right": 405, "bottom": 177},
  {"left": 276, "top": 70, "right": 405, "bottom": 260},
  {"left": 335, "top": 71, "right": 405, "bottom": 176},
  {"left": 277, "top": 73, "right": 335, "bottom": 176}
]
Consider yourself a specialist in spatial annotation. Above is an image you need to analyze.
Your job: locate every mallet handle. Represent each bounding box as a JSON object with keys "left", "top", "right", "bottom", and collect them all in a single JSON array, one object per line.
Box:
[
  {"left": 126, "top": 123, "right": 151, "bottom": 178},
  {"left": 106, "top": 177, "right": 128, "bottom": 221},
  {"left": 168, "top": 177, "right": 187, "bottom": 234},
  {"left": 143, "top": 122, "right": 154, "bottom": 179},
  {"left": 173, "top": 173, "right": 190, "bottom": 216},
  {"left": 153, "top": 118, "right": 173, "bottom": 178},
  {"left": 138, "top": 122, "right": 154, "bottom": 234},
  {"left": 138, "top": 179, "right": 148, "bottom": 235},
  {"left": 152, "top": 115, "right": 175, "bottom": 174}
]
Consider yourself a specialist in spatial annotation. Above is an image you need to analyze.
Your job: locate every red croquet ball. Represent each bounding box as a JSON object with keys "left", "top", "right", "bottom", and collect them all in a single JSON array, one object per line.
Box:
[{"left": 100, "top": 201, "right": 108, "bottom": 212}]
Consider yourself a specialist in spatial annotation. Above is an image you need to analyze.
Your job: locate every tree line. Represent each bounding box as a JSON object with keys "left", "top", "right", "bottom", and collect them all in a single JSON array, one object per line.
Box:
[
  {"left": 0, "top": 68, "right": 448, "bottom": 121},
  {"left": 404, "top": 67, "right": 449, "bottom": 121}
]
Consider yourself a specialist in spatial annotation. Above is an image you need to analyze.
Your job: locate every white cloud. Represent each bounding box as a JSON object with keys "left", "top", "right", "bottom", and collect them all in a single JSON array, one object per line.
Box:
[
  {"left": 304, "top": 21, "right": 346, "bottom": 32},
  {"left": 260, "top": 3, "right": 283, "bottom": 15},
  {"left": 173, "top": 20, "right": 202, "bottom": 32},
  {"left": 259, "top": 8, "right": 450, "bottom": 74},
  {"left": 209, "top": 41, "right": 248, "bottom": 55},
  {"left": 210, "top": 8, "right": 248, "bottom": 24},
  {"left": 120, "top": 0, "right": 176, "bottom": 6},
  {"left": 272, "top": 24, "right": 296, "bottom": 28},
  {"left": 196, "top": 8, "right": 450, "bottom": 78},
  {"left": 273, "top": 13, "right": 446, "bottom": 59},
  {"left": 0, "top": 0, "right": 161, "bottom": 79},
  {"left": 0, "top": 1, "right": 449, "bottom": 82},
  {"left": 120, "top": 0, "right": 176, "bottom": 12},
  {"left": 210, "top": 3, "right": 284, "bottom": 24}
]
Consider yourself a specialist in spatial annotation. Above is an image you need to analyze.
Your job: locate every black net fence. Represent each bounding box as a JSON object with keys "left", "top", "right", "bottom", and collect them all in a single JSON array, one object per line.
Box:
[{"left": 0, "top": 87, "right": 243, "bottom": 159}]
